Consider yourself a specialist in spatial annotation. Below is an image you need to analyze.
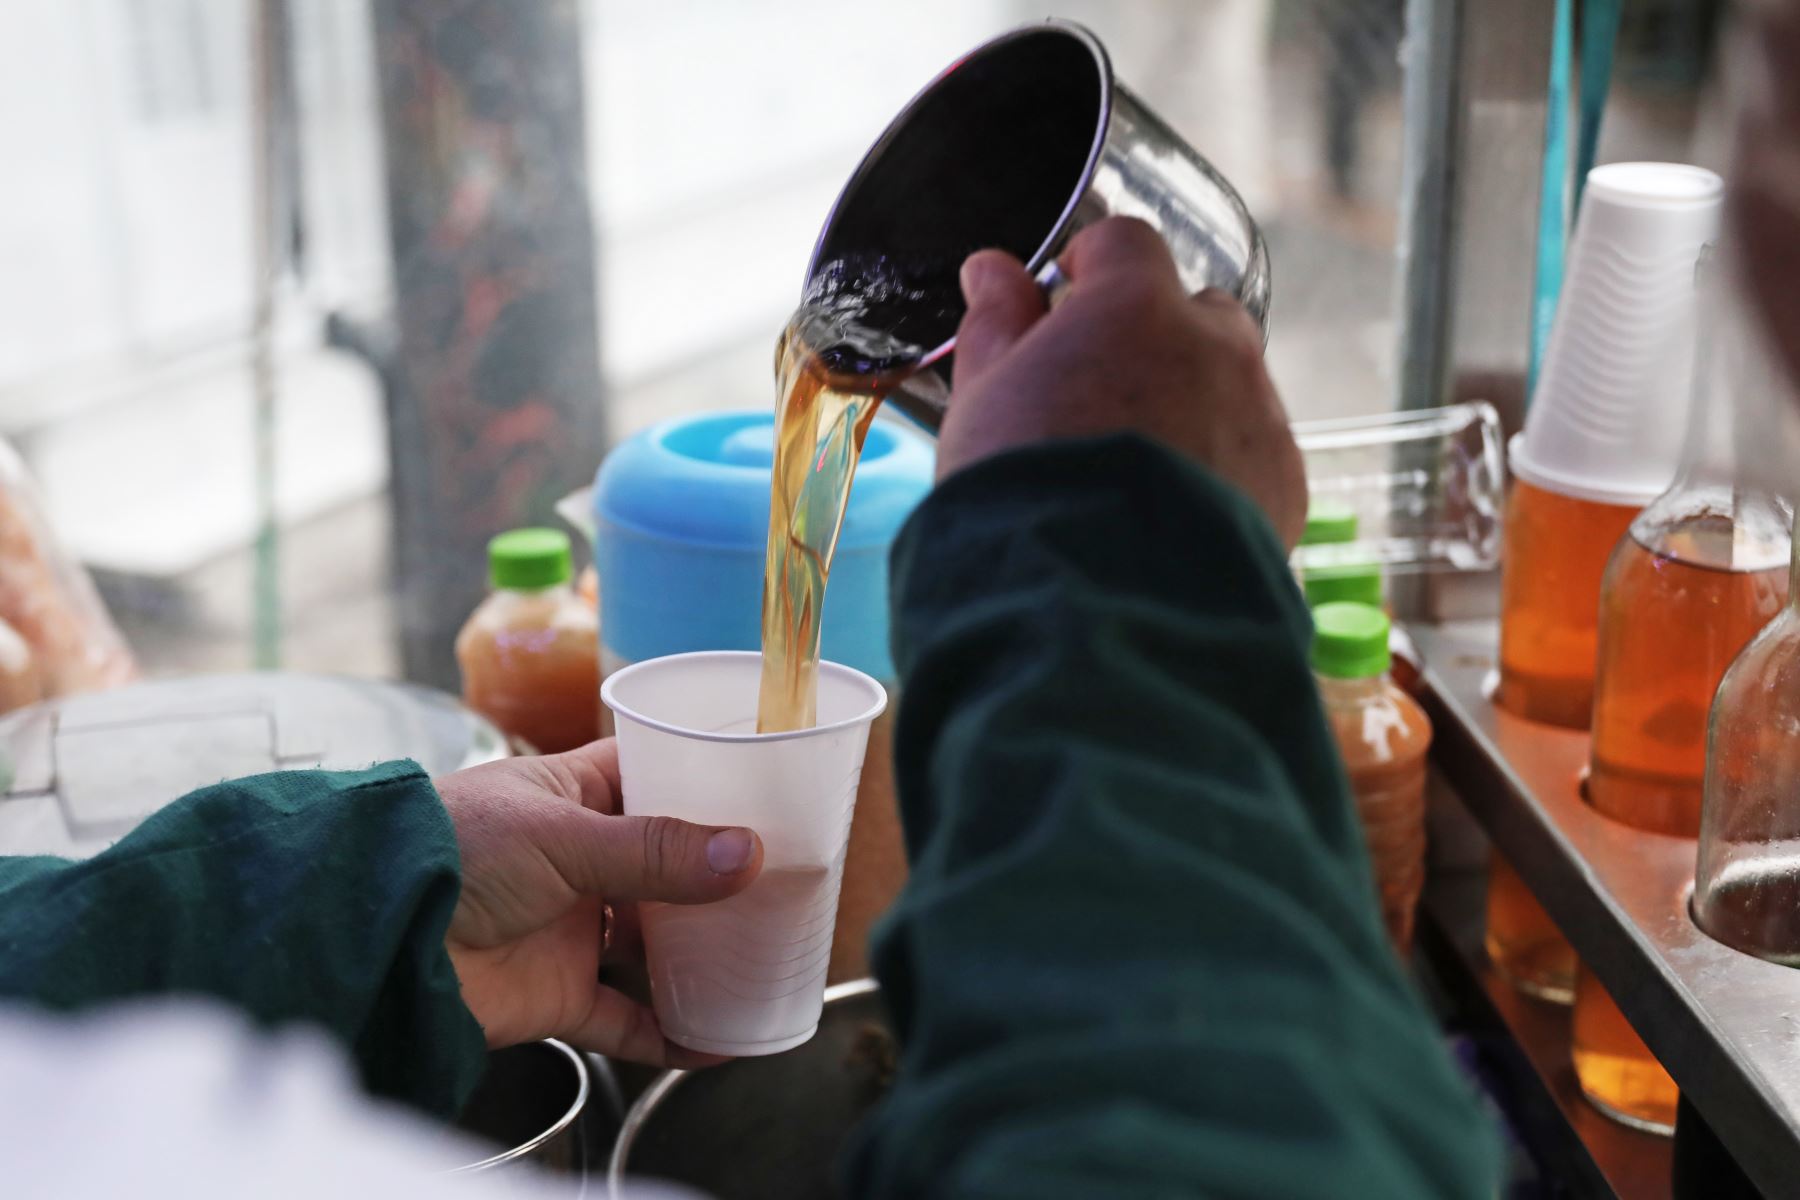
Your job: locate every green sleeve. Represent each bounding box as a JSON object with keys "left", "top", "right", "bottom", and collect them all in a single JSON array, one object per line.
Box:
[
  {"left": 0, "top": 760, "right": 487, "bottom": 1116},
  {"left": 852, "top": 435, "right": 1500, "bottom": 1199}
]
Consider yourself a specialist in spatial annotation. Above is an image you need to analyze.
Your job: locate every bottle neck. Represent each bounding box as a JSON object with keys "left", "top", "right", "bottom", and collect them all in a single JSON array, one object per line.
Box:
[
  {"left": 1316, "top": 672, "right": 1391, "bottom": 703},
  {"left": 493, "top": 581, "right": 574, "bottom": 600},
  {"left": 1686, "top": 254, "right": 1800, "bottom": 510},
  {"left": 1629, "top": 480, "right": 1792, "bottom": 574},
  {"left": 1664, "top": 258, "right": 1796, "bottom": 535}
]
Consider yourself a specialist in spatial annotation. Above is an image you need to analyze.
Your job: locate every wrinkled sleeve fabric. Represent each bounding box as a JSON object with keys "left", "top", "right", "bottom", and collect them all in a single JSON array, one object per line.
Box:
[
  {"left": 0, "top": 761, "right": 486, "bottom": 1116},
  {"left": 853, "top": 435, "right": 1499, "bottom": 1199}
]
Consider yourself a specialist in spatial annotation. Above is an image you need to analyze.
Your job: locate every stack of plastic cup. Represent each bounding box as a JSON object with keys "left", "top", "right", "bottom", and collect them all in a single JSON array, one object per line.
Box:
[
  {"left": 1490, "top": 163, "right": 1721, "bottom": 1004},
  {"left": 1511, "top": 162, "right": 1722, "bottom": 506},
  {"left": 602, "top": 650, "right": 886, "bottom": 1057},
  {"left": 1500, "top": 162, "right": 1722, "bottom": 728}
]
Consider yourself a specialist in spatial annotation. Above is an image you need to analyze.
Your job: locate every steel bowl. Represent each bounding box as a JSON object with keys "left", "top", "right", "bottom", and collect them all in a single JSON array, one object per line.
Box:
[
  {"left": 453, "top": 1038, "right": 619, "bottom": 1185},
  {"left": 609, "top": 980, "right": 892, "bottom": 1200}
]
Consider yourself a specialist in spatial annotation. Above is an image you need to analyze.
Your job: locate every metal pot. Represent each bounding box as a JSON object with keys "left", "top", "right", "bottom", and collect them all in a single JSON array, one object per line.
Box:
[
  {"left": 0, "top": 673, "right": 506, "bottom": 858},
  {"left": 807, "top": 19, "right": 1270, "bottom": 432},
  {"left": 608, "top": 980, "right": 891, "bottom": 1200},
  {"left": 453, "top": 1039, "right": 623, "bottom": 1186}
]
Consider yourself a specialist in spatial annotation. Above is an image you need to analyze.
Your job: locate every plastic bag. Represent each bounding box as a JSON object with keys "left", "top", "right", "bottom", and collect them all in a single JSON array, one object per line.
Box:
[
  {"left": 0, "top": 438, "right": 136, "bottom": 702},
  {"left": 0, "top": 615, "right": 43, "bottom": 713}
]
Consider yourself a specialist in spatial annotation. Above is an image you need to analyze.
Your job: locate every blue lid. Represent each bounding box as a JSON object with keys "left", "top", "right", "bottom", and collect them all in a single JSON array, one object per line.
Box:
[{"left": 593, "top": 410, "right": 934, "bottom": 679}]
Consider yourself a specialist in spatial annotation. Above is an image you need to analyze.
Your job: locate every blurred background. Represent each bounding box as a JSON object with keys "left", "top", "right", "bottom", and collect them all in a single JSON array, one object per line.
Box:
[{"left": 0, "top": 0, "right": 1727, "bottom": 685}]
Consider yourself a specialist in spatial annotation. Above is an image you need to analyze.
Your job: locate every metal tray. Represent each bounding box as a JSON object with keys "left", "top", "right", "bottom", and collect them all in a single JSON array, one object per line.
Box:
[{"left": 1413, "top": 621, "right": 1800, "bottom": 1198}]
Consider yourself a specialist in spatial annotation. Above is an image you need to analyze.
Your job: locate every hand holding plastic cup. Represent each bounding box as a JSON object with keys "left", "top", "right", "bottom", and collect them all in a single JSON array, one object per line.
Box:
[{"left": 602, "top": 651, "right": 887, "bottom": 1056}]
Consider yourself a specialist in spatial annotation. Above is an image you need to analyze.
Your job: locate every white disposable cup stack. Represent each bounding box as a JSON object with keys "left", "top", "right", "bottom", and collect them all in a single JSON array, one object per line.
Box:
[
  {"left": 1514, "top": 162, "right": 1723, "bottom": 505},
  {"left": 602, "top": 651, "right": 886, "bottom": 1057}
]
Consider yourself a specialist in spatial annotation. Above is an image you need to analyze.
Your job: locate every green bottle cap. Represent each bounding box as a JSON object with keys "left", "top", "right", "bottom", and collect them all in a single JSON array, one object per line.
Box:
[
  {"left": 1311, "top": 602, "right": 1392, "bottom": 680},
  {"left": 1304, "top": 562, "right": 1384, "bottom": 609},
  {"left": 488, "top": 528, "right": 573, "bottom": 590},
  {"left": 1302, "top": 501, "right": 1358, "bottom": 546}
]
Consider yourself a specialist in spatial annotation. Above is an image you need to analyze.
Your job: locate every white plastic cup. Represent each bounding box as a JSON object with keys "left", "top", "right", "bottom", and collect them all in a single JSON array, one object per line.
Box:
[
  {"left": 1515, "top": 162, "right": 1723, "bottom": 506},
  {"left": 601, "top": 651, "right": 887, "bottom": 1056}
]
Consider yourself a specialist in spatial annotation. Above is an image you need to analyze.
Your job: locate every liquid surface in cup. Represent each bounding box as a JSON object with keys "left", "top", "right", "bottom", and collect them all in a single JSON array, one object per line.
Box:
[
  {"left": 1588, "top": 521, "right": 1788, "bottom": 835},
  {"left": 1484, "top": 854, "right": 1576, "bottom": 1004},
  {"left": 756, "top": 257, "right": 951, "bottom": 733},
  {"left": 640, "top": 863, "right": 841, "bottom": 1050},
  {"left": 1571, "top": 964, "right": 1678, "bottom": 1134},
  {"left": 1496, "top": 480, "right": 1641, "bottom": 729}
]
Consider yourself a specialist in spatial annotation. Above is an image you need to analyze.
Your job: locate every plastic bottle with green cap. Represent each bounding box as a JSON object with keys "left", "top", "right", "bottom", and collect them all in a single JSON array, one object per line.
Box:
[
  {"left": 1298, "top": 501, "right": 1384, "bottom": 610},
  {"left": 1302, "top": 500, "right": 1358, "bottom": 547},
  {"left": 455, "top": 527, "right": 600, "bottom": 755},
  {"left": 1311, "top": 602, "right": 1432, "bottom": 952}
]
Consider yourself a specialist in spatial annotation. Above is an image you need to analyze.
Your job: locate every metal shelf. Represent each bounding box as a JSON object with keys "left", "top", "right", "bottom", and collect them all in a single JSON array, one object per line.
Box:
[
  {"left": 1413, "top": 622, "right": 1800, "bottom": 1198},
  {"left": 1418, "top": 870, "right": 1673, "bottom": 1199}
]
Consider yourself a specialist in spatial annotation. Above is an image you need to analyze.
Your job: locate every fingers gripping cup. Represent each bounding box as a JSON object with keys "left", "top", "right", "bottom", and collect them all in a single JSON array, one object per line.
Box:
[{"left": 603, "top": 651, "right": 887, "bottom": 1056}]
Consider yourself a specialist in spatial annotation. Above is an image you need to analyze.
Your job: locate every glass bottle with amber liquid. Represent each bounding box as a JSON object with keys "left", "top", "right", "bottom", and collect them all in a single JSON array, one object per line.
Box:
[
  {"left": 1573, "top": 271, "right": 1793, "bottom": 1134},
  {"left": 1695, "top": 517, "right": 1800, "bottom": 963},
  {"left": 1489, "top": 475, "right": 1644, "bottom": 1006}
]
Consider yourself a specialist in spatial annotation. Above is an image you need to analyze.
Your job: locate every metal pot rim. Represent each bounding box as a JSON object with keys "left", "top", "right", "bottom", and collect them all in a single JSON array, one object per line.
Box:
[
  {"left": 451, "top": 1037, "right": 591, "bottom": 1174},
  {"left": 607, "top": 978, "right": 880, "bottom": 1196},
  {"left": 803, "top": 20, "right": 1114, "bottom": 372}
]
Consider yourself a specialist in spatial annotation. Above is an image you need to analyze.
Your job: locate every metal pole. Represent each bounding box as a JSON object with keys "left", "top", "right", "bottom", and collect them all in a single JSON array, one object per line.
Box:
[
  {"left": 1392, "top": 0, "right": 1556, "bottom": 621},
  {"left": 368, "top": 0, "right": 606, "bottom": 689},
  {"left": 1393, "top": 0, "right": 1462, "bottom": 421},
  {"left": 1397, "top": 0, "right": 1556, "bottom": 425},
  {"left": 249, "top": 0, "right": 287, "bottom": 670}
]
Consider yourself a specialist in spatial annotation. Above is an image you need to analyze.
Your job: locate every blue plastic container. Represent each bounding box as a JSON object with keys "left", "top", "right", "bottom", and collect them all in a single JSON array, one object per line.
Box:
[{"left": 592, "top": 411, "right": 934, "bottom": 681}]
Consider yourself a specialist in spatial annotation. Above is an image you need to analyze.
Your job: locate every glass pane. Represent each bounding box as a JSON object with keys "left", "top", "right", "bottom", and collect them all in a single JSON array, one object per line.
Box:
[{"left": 12, "top": 3, "right": 1720, "bottom": 683}]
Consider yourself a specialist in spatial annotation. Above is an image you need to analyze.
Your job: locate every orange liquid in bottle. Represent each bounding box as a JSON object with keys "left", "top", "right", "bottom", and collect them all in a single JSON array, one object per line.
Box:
[
  {"left": 1571, "top": 963, "right": 1679, "bottom": 1134},
  {"left": 1588, "top": 528, "right": 1787, "bottom": 835},
  {"left": 1320, "top": 673, "right": 1432, "bottom": 951},
  {"left": 1490, "top": 480, "right": 1638, "bottom": 1001},
  {"left": 1484, "top": 854, "right": 1575, "bottom": 1004},
  {"left": 457, "top": 587, "right": 601, "bottom": 755},
  {"left": 1497, "top": 479, "right": 1642, "bottom": 728},
  {"left": 1574, "top": 520, "right": 1788, "bottom": 1130}
]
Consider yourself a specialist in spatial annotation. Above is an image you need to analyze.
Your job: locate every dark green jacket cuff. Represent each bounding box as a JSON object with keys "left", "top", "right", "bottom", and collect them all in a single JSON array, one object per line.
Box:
[{"left": 0, "top": 760, "right": 487, "bottom": 1116}]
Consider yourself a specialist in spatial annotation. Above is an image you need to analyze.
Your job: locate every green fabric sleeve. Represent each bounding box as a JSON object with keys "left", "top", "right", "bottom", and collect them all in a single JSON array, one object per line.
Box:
[
  {"left": 0, "top": 760, "right": 487, "bottom": 1116},
  {"left": 853, "top": 435, "right": 1500, "bottom": 1199}
]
